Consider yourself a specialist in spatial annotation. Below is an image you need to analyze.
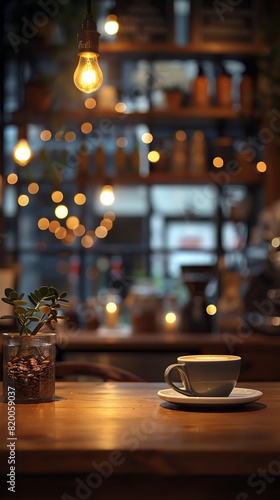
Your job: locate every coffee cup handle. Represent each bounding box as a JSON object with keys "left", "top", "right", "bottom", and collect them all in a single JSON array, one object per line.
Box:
[{"left": 164, "top": 363, "right": 193, "bottom": 396}]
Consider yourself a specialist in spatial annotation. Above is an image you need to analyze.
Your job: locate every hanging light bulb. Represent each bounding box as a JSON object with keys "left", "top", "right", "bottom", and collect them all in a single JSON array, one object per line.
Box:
[
  {"left": 104, "top": 14, "right": 119, "bottom": 36},
  {"left": 73, "top": 0, "right": 103, "bottom": 94},
  {"left": 12, "top": 139, "right": 33, "bottom": 167},
  {"left": 100, "top": 185, "right": 115, "bottom": 206}
]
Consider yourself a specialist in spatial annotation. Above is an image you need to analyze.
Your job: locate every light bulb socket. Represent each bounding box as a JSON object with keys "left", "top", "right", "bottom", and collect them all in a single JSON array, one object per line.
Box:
[
  {"left": 18, "top": 126, "right": 27, "bottom": 140},
  {"left": 77, "top": 13, "right": 100, "bottom": 55}
]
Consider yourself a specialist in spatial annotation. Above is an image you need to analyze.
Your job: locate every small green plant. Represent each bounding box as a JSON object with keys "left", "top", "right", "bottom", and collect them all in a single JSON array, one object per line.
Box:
[{"left": 0, "top": 286, "right": 68, "bottom": 335}]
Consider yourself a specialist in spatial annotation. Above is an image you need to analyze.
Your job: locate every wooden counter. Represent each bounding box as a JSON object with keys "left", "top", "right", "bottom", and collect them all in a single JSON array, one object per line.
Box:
[
  {"left": 56, "top": 329, "right": 280, "bottom": 382},
  {"left": 1, "top": 381, "right": 280, "bottom": 500}
]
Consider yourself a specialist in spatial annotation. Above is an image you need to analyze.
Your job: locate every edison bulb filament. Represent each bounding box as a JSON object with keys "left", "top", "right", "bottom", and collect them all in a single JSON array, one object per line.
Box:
[{"left": 73, "top": 52, "right": 103, "bottom": 94}]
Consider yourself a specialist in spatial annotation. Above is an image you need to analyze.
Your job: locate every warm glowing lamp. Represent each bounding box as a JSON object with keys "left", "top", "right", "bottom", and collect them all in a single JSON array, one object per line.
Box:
[
  {"left": 105, "top": 299, "right": 119, "bottom": 328},
  {"left": 164, "top": 311, "right": 177, "bottom": 332},
  {"left": 104, "top": 14, "right": 119, "bottom": 35},
  {"left": 12, "top": 139, "right": 33, "bottom": 167},
  {"left": 73, "top": 0, "right": 103, "bottom": 94},
  {"left": 100, "top": 185, "right": 115, "bottom": 206}
]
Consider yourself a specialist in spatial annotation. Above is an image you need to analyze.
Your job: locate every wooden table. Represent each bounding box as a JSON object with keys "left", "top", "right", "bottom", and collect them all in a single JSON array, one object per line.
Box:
[{"left": 1, "top": 381, "right": 280, "bottom": 500}]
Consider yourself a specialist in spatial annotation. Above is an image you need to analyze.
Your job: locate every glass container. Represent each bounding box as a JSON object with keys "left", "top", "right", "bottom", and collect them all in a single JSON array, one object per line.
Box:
[{"left": 2, "top": 332, "right": 56, "bottom": 404}]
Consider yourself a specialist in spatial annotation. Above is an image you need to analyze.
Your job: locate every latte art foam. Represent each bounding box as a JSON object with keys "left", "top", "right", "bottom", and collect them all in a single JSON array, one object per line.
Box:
[{"left": 178, "top": 355, "right": 240, "bottom": 362}]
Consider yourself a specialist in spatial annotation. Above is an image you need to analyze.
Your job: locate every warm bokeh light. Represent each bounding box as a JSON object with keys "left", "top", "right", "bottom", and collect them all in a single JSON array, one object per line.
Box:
[
  {"left": 84, "top": 98, "right": 96, "bottom": 109},
  {"left": 81, "top": 234, "right": 95, "bottom": 248},
  {"left": 101, "top": 218, "right": 113, "bottom": 230},
  {"left": 148, "top": 150, "right": 160, "bottom": 163},
  {"left": 55, "top": 131, "right": 64, "bottom": 141},
  {"left": 55, "top": 226, "right": 67, "bottom": 239},
  {"left": 115, "top": 102, "right": 127, "bottom": 113},
  {"left": 100, "top": 185, "right": 115, "bottom": 206},
  {"left": 141, "top": 132, "right": 153, "bottom": 144},
  {"left": 81, "top": 122, "right": 93, "bottom": 134},
  {"left": 106, "top": 301, "right": 117, "bottom": 313},
  {"left": 40, "top": 130, "right": 52, "bottom": 141},
  {"left": 7, "top": 173, "right": 18, "bottom": 185},
  {"left": 104, "top": 210, "right": 116, "bottom": 221},
  {"left": 104, "top": 14, "right": 119, "bottom": 35},
  {"left": 213, "top": 157, "right": 224, "bottom": 168},
  {"left": 95, "top": 226, "right": 108, "bottom": 238},
  {"left": 13, "top": 139, "right": 33, "bottom": 166},
  {"left": 256, "top": 161, "right": 267, "bottom": 173},
  {"left": 49, "top": 220, "right": 60, "bottom": 233},
  {"left": 206, "top": 304, "right": 217, "bottom": 315},
  {"left": 28, "top": 182, "right": 39, "bottom": 194},
  {"left": 175, "top": 130, "right": 187, "bottom": 141},
  {"left": 62, "top": 231, "right": 76, "bottom": 246},
  {"left": 74, "top": 193, "right": 86, "bottom": 205},
  {"left": 38, "top": 217, "right": 49, "bottom": 230},
  {"left": 73, "top": 224, "right": 86, "bottom": 236},
  {"left": 64, "top": 131, "right": 76, "bottom": 143},
  {"left": 165, "top": 312, "right": 177, "bottom": 324},
  {"left": 18, "top": 194, "right": 29, "bottom": 206},
  {"left": 271, "top": 237, "right": 280, "bottom": 248},
  {"left": 51, "top": 190, "right": 63, "bottom": 203},
  {"left": 116, "top": 136, "right": 128, "bottom": 148},
  {"left": 66, "top": 216, "right": 80, "bottom": 230},
  {"left": 55, "top": 205, "right": 68, "bottom": 219}
]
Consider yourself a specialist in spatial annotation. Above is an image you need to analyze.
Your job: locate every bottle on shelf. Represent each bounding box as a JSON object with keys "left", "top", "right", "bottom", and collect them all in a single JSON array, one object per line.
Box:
[
  {"left": 115, "top": 145, "right": 127, "bottom": 175},
  {"left": 189, "top": 130, "right": 207, "bottom": 175},
  {"left": 192, "top": 64, "right": 210, "bottom": 107},
  {"left": 171, "top": 130, "right": 188, "bottom": 174},
  {"left": 216, "top": 64, "right": 232, "bottom": 108}
]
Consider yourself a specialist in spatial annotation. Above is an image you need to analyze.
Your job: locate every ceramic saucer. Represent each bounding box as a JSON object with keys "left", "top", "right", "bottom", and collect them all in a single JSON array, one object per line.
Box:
[{"left": 157, "top": 387, "right": 263, "bottom": 406}]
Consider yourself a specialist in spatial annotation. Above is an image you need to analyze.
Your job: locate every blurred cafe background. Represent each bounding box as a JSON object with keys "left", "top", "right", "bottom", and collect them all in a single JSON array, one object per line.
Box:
[{"left": 1, "top": 0, "right": 280, "bottom": 381}]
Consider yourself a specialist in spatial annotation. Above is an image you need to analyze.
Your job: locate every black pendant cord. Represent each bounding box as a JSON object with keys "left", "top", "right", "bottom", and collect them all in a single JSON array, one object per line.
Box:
[{"left": 87, "top": 0, "right": 92, "bottom": 15}]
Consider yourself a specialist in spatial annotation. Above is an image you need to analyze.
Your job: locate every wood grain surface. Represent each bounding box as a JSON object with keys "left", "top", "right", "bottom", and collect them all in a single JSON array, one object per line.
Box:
[{"left": 1, "top": 381, "right": 280, "bottom": 499}]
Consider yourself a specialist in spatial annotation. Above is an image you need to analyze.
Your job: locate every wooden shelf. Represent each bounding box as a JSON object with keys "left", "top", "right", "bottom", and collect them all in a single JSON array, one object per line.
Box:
[
  {"left": 11, "top": 106, "right": 259, "bottom": 127},
  {"left": 76, "top": 170, "right": 264, "bottom": 186},
  {"left": 100, "top": 41, "right": 267, "bottom": 60}
]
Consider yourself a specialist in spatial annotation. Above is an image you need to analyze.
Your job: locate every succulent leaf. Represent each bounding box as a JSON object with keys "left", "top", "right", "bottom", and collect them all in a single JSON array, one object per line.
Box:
[{"left": 1, "top": 286, "right": 68, "bottom": 335}]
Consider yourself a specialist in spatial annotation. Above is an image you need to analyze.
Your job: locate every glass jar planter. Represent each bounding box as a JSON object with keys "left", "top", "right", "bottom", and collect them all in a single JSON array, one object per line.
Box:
[{"left": 2, "top": 332, "right": 56, "bottom": 403}]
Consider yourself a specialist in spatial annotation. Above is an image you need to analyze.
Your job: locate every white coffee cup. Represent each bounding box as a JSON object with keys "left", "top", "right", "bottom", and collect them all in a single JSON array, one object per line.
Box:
[{"left": 164, "top": 354, "right": 241, "bottom": 397}]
